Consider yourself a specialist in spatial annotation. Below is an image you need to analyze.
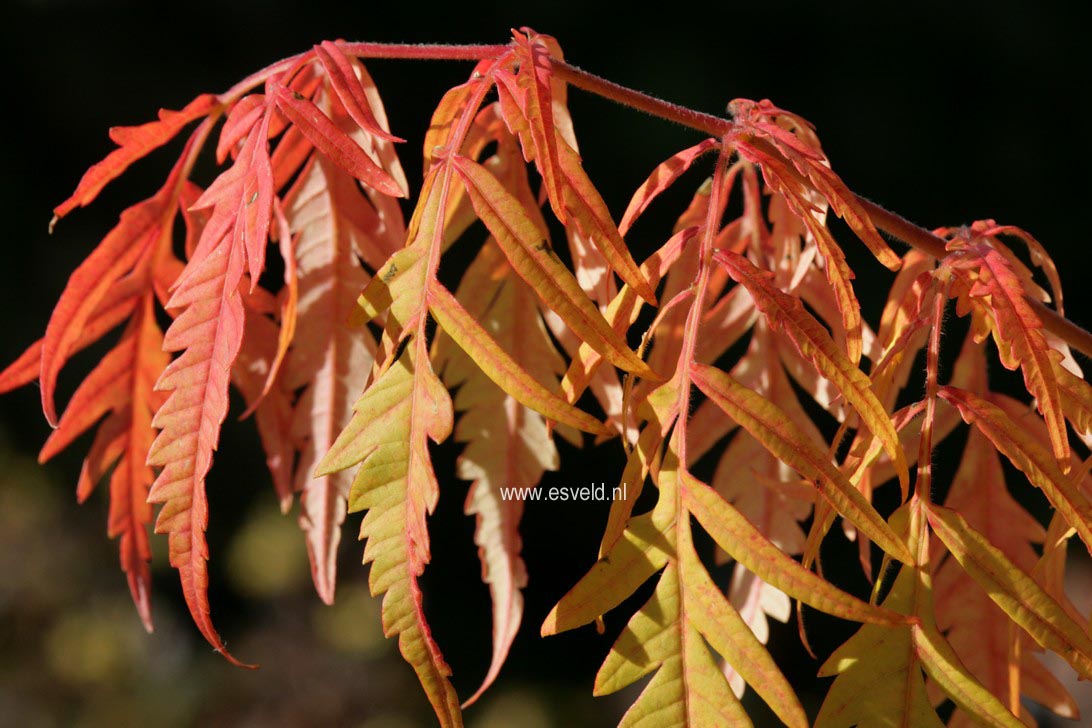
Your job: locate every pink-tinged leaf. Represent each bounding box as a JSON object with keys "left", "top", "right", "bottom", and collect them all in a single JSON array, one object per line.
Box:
[
  {"left": 620, "top": 138, "right": 719, "bottom": 235},
  {"left": 494, "top": 39, "right": 656, "bottom": 305},
  {"left": 938, "top": 386, "right": 1092, "bottom": 556},
  {"left": 192, "top": 110, "right": 275, "bottom": 290},
  {"left": 947, "top": 220, "right": 1065, "bottom": 314},
  {"left": 238, "top": 111, "right": 275, "bottom": 287},
  {"left": 271, "top": 82, "right": 403, "bottom": 198},
  {"left": 432, "top": 240, "right": 568, "bottom": 706},
  {"left": 314, "top": 41, "right": 402, "bottom": 143},
  {"left": 216, "top": 95, "right": 267, "bottom": 164},
  {"left": 53, "top": 94, "right": 217, "bottom": 221},
  {"left": 280, "top": 154, "right": 381, "bottom": 603},
  {"left": 247, "top": 200, "right": 298, "bottom": 407},
  {"left": 232, "top": 312, "right": 295, "bottom": 511},
  {"left": 505, "top": 30, "right": 565, "bottom": 213},
  {"left": 736, "top": 146, "right": 865, "bottom": 363},
  {"left": 265, "top": 63, "right": 324, "bottom": 140},
  {"left": 730, "top": 99, "right": 900, "bottom": 270},
  {"left": 147, "top": 219, "right": 253, "bottom": 667},
  {"left": 345, "top": 60, "right": 410, "bottom": 204}
]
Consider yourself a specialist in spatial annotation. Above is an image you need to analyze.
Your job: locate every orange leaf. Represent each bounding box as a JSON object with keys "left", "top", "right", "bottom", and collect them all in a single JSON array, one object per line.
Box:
[
  {"left": 715, "top": 249, "right": 909, "bottom": 490},
  {"left": 938, "top": 385, "right": 1092, "bottom": 556},
  {"left": 53, "top": 94, "right": 216, "bottom": 220},
  {"left": 948, "top": 243, "right": 1069, "bottom": 471},
  {"left": 620, "top": 138, "right": 719, "bottom": 235},
  {"left": 40, "top": 191, "right": 171, "bottom": 425},
  {"left": 451, "top": 155, "right": 659, "bottom": 381}
]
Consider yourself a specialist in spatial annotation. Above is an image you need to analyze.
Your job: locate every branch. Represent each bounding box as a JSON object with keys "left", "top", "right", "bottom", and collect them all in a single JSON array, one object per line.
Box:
[
  {"left": 550, "top": 59, "right": 1092, "bottom": 360},
  {"left": 859, "top": 199, "right": 1092, "bottom": 359},
  {"left": 216, "top": 40, "right": 1092, "bottom": 360},
  {"left": 551, "top": 61, "right": 732, "bottom": 137}
]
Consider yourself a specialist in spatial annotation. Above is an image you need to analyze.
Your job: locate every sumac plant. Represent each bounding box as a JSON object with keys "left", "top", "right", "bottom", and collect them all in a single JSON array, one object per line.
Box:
[{"left": 6, "top": 28, "right": 1092, "bottom": 727}]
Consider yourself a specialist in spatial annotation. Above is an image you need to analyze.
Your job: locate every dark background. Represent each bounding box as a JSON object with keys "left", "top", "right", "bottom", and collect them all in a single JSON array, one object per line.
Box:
[{"left": 1, "top": 1, "right": 1090, "bottom": 726}]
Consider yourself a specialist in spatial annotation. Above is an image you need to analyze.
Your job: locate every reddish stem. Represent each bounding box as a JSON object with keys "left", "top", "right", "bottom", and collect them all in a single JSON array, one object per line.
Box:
[
  {"left": 860, "top": 199, "right": 1092, "bottom": 358},
  {"left": 216, "top": 39, "right": 1092, "bottom": 359},
  {"left": 339, "top": 42, "right": 510, "bottom": 60},
  {"left": 553, "top": 60, "right": 1092, "bottom": 359},
  {"left": 551, "top": 61, "right": 732, "bottom": 136}
]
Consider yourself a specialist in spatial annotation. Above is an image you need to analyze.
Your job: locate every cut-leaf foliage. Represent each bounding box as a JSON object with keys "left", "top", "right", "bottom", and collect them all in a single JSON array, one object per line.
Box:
[{"left": 6, "top": 29, "right": 1092, "bottom": 728}]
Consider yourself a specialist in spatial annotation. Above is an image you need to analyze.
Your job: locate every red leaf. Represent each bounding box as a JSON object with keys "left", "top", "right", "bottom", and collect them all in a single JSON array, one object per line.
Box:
[
  {"left": 40, "top": 296, "right": 168, "bottom": 632},
  {"left": 314, "top": 40, "right": 403, "bottom": 143},
  {"left": 272, "top": 82, "right": 404, "bottom": 198},
  {"left": 0, "top": 277, "right": 142, "bottom": 395},
  {"left": 40, "top": 188, "right": 174, "bottom": 426},
  {"left": 620, "top": 138, "right": 719, "bottom": 235},
  {"left": 54, "top": 94, "right": 217, "bottom": 220}
]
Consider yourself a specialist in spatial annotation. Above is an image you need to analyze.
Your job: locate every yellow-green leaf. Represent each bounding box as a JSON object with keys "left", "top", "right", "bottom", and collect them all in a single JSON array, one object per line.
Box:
[
  {"left": 315, "top": 344, "right": 462, "bottom": 726},
  {"left": 683, "top": 471, "right": 905, "bottom": 625},
  {"left": 715, "top": 248, "right": 909, "bottom": 490},
  {"left": 428, "top": 279, "right": 609, "bottom": 435},
  {"left": 927, "top": 503, "right": 1092, "bottom": 681},
  {"left": 452, "top": 154, "right": 660, "bottom": 381},
  {"left": 690, "top": 362, "right": 913, "bottom": 565},
  {"left": 817, "top": 498, "right": 1023, "bottom": 728},
  {"left": 939, "top": 385, "right": 1092, "bottom": 556}
]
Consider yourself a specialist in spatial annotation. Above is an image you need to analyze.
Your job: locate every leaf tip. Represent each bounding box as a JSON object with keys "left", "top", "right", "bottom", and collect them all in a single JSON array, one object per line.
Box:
[{"left": 540, "top": 610, "right": 560, "bottom": 637}]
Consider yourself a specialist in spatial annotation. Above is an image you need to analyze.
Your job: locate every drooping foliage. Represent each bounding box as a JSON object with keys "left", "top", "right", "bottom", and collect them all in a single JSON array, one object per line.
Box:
[{"left": 5, "top": 28, "right": 1092, "bottom": 726}]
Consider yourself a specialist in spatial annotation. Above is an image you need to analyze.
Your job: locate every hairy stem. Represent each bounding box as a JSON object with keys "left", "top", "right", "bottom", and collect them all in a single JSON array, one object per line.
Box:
[
  {"left": 224, "top": 39, "right": 1092, "bottom": 359},
  {"left": 551, "top": 61, "right": 732, "bottom": 136},
  {"left": 552, "top": 58, "right": 1092, "bottom": 360},
  {"left": 340, "top": 42, "right": 511, "bottom": 60},
  {"left": 859, "top": 199, "right": 1092, "bottom": 358}
]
